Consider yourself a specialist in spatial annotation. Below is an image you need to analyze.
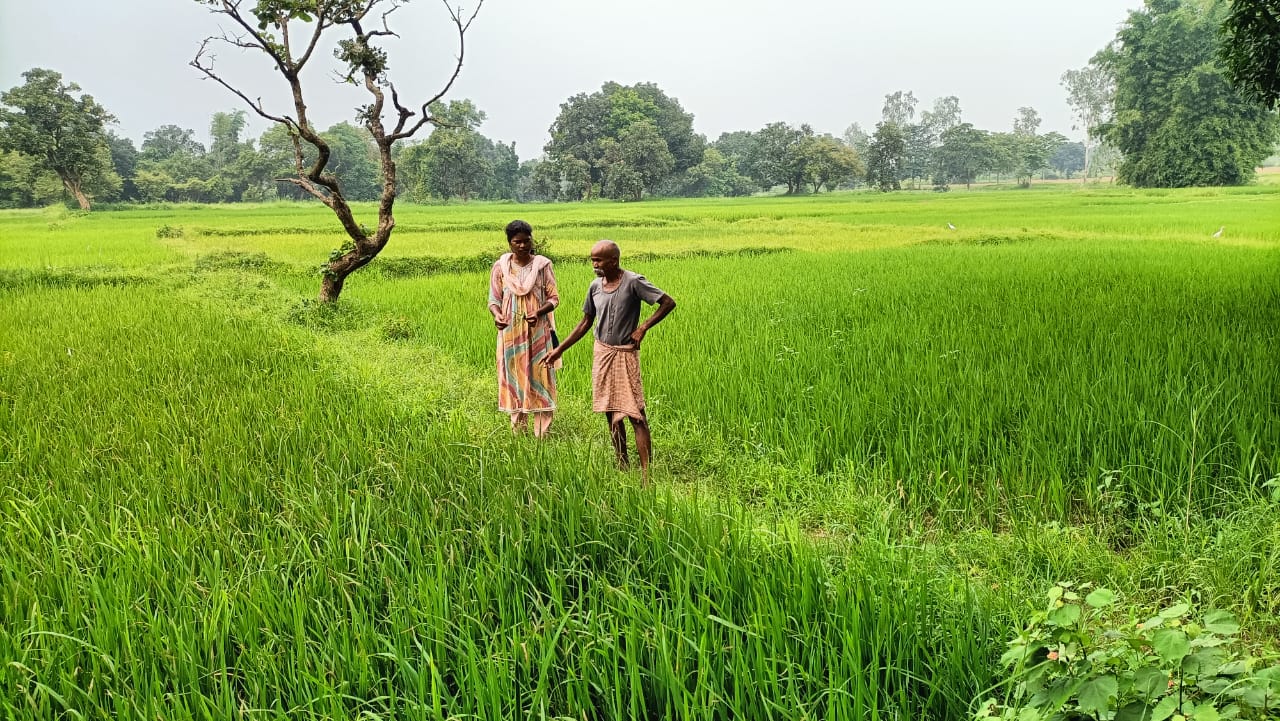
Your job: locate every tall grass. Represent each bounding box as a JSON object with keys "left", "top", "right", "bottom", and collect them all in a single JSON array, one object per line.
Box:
[
  {"left": 1, "top": 285, "right": 1001, "bottom": 719},
  {"left": 2, "top": 185, "right": 1277, "bottom": 718}
]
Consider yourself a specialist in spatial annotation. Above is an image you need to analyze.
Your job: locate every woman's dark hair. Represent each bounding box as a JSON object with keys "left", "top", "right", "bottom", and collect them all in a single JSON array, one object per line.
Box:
[{"left": 505, "top": 219, "right": 533, "bottom": 240}]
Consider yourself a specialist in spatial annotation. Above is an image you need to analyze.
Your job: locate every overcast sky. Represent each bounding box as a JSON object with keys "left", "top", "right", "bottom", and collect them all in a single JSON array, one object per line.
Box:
[{"left": 1, "top": 0, "right": 1137, "bottom": 158}]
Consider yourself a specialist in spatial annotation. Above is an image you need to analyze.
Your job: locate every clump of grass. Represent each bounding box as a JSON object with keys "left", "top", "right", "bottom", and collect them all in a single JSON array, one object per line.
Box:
[
  {"left": 193, "top": 250, "right": 282, "bottom": 274},
  {"left": 283, "top": 297, "right": 370, "bottom": 332},
  {"left": 379, "top": 314, "right": 417, "bottom": 341}
]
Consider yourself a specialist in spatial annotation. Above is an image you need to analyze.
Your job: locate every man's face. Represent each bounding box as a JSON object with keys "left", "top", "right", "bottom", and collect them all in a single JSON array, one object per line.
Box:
[{"left": 590, "top": 248, "right": 619, "bottom": 277}]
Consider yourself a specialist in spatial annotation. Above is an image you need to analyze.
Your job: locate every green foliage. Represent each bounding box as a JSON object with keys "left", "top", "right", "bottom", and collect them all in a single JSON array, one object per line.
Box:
[
  {"left": 937, "top": 123, "right": 994, "bottom": 188},
  {"left": 743, "top": 121, "right": 816, "bottom": 194},
  {"left": 154, "top": 223, "right": 184, "bottom": 238},
  {"left": 320, "top": 121, "right": 380, "bottom": 201},
  {"left": 866, "top": 121, "right": 906, "bottom": 191},
  {"left": 544, "top": 81, "right": 702, "bottom": 199},
  {"left": 0, "top": 68, "right": 117, "bottom": 209},
  {"left": 803, "top": 134, "right": 864, "bottom": 192},
  {"left": 1219, "top": 0, "right": 1280, "bottom": 110},
  {"left": 379, "top": 313, "right": 417, "bottom": 341},
  {"left": 0, "top": 189, "right": 1278, "bottom": 717},
  {"left": 979, "top": 583, "right": 1280, "bottom": 720},
  {"left": 1099, "top": 0, "right": 1279, "bottom": 187}
]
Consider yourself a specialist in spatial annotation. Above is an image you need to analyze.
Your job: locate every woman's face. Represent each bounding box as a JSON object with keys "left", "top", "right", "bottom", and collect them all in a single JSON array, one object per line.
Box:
[{"left": 508, "top": 232, "right": 534, "bottom": 258}]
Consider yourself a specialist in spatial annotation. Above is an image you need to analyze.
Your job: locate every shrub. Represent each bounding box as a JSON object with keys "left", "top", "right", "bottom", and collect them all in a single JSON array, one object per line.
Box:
[{"left": 977, "top": 583, "right": 1280, "bottom": 720}]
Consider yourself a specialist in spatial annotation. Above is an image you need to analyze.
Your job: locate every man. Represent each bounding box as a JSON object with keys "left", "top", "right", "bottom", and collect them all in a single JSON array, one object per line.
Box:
[{"left": 544, "top": 240, "right": 676, "bottom": 480}]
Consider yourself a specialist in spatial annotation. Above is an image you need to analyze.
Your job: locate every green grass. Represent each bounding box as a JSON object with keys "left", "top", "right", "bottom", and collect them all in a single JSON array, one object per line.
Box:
[{"left": 1, "top": 184, "right": 1277, "bottom": 719}]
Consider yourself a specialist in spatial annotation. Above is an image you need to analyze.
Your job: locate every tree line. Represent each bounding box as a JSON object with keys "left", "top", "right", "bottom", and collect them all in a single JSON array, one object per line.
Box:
[
  {"left": 0, "top": 73, "right": 1086, "bottom": 209},
  {"left": 1, "top": 0, "right": 1276, "bottom": 210}
]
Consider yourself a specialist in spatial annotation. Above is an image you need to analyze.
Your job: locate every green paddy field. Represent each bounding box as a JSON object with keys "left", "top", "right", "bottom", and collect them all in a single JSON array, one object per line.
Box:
[{"left": 1, "top": 184, "right": 1277, "bottom": 719}]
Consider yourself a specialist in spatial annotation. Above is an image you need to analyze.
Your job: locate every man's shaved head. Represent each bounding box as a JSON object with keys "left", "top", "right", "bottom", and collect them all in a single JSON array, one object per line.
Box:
[{"left": 590, "top": 239, "right": 620, "bottom": 260}]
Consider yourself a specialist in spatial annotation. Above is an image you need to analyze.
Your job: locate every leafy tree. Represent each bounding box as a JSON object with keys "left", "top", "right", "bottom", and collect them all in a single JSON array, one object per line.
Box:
[
  {"left": 1009, "top": 108, "right": 1063, "bottom": 187},
  {"left": 1219, "top": 0, "right": 1280, "bottom": 109},
  {"left": 841, "top": 123, "right": 871, "bottom": 163},
  {"left": 921, "top": 96, "right": 963, "bottom": 135},
  {"left": 1013, "top": 106, "right": 1042, "bottom": 136},
  {"left": 865, "top": 121, "right": 906, "bottom": 191},
  {"left": 320, "top": 122, "right": 380, "bottom": 201},
  {"left": 0, "top": 150, "right": 64, "bottom": 207},
  {"left": 987, "top": 132, "right": 1020, "bottom": 184},
  {"left": 711, "top": 131, "right": 756, "bottom": 173},
  {"left": 192, "top": 0, "right": 483, "bottom": 303},
  {"left": 249, "top": 123, "right": 315, "bottom": 201},
  {"left": 679, "top": 147, "right": 754, "bottom": 197},
  {"left": 1050, "top": 141, "right": 1086, "bottom": 178},
  {"left": 0, "top": 68, "right": 116, "bottom": 210},
  {"left": 935, "top": 123, "right": 992, "bottom": 189},
  {"left": 484, "top": 141, "right": 519, "bottom": 200},
  {"left": 803, "top": 134, "right": 863, "bottom": 192},
  {"left": 141, "top": 124, "right": 205, "bottom": 160},
  {"left": 518, "top": 158, "right": 563, "bottom": 202},
  {"left": 207, "top": 110, "right": 254, "bottom": 200},
  {"left": 601, "top": 120, "right": 674, "bottom": 201},
  {"left": 545, "top": 81, "right": 701, "bottom": 199},
  {"left": 742, "top": 122, "right": 814, "bottom": 194},
  {"left": 393, "top": 140, "right": 432, "bottom": 203},
  {"left": 881, "top": 90, "right": 918, "bottom": 127},
  {"left": 1097, "top": 0, "right": 1277, "bottom": 187},
  {"left": 1062, "top": 62, "right": 1115, "bottom": 182},
  {"left": 105, "top": 131, "right": 140, "bottom": 201}
]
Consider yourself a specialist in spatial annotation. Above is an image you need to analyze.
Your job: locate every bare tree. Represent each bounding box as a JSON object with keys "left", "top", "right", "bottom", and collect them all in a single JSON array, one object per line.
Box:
[{"left": 192, "top": 0, "right": 482, "bottom": 303}]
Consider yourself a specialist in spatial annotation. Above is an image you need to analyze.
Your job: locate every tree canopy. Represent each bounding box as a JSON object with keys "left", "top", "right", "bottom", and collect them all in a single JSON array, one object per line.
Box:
[
  {"left": 1219, "top": 0, "right": 1280, "bottom": 110},
  {"left": 0, "top": 68, "right": 117, "bottom": 209},
  {"left": 1098, "top": 0, "right": 1278, "bottom": 187},
  {"left": 544, "top": 82, "right": 703, "bottom": 200}
]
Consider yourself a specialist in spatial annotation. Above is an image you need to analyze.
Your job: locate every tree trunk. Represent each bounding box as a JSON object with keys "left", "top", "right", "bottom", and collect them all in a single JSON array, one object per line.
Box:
[{"left": 62, "top": 177, "right": 91, "bottom": 210}]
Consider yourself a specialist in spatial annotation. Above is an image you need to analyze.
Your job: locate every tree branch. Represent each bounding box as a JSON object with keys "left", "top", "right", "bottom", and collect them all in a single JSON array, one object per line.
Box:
[
  {"left": 191, "top": 39, "right": 294, "bottom": 127},
  {"left": 388, "top": 0, "right": 483, "bottom": 141}
]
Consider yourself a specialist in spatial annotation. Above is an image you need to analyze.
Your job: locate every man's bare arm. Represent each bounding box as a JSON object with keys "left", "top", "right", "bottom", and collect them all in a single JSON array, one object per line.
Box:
[
  {"left": 630, "top": 294, "right": 676, "bottom": 346},
  {"left": 543, "top": 314, "right": 594, "bottom": 365}
]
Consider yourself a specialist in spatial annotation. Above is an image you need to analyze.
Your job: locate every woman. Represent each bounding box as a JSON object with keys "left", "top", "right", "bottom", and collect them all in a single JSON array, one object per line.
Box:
[{"left": 488, "top": 220, "right": 559, "bottom": 437}]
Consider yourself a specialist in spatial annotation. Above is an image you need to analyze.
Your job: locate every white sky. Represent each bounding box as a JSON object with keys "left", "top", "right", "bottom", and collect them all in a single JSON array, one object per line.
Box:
[{"left": 0, "top": 0, "right": 1137, "bottom": 158}]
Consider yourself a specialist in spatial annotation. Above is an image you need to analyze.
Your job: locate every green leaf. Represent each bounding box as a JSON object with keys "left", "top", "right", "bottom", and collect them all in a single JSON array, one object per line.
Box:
[
  {"left": 1086, "top": 588, "right": 1117, "bottom": 607},
  {"left": 1134, "top": 667, "right": 1168, "bottom": 700},
  {"left": 1152, "top": 694, "right": 1180, "bottom": 721},
  {"left": 1202, "top": 610, "right": 1240, "bottom": 636},
  {"left": 1048, "top": 604, "right": 1082, "bottom": 627},
  {"left": 1189, "top": 703, "right": 1221, "bottom": 721},
  {"left": 1183, "top": 648, "right": 1228, "bottom": 677},
  {"left": 1197, "top": 677, "right": 1232, "bottom": 695},
  {"left": 1000, "top": 642, "right": 1031, "bottom": 668},
  {"left": 1118, "top": 701, "right": 1155, "bottom": 721},
  {"left": 1153, "top": 629, "right": 1191, "bottom": 664},
  {"left": 1159, "top": 602, "right": 1191, "bottom": 620},
  {"left": 1079, "top": 675, "right": 1119, "bottom": 716},
  {"left": 1215, "top": 661, "right": 1247, "bottom": 676}
]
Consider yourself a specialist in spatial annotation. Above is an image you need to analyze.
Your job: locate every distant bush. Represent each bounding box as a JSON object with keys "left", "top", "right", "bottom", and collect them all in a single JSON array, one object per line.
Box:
[{"left": 155, "top": 224, "right": 184, "bottom": 238}]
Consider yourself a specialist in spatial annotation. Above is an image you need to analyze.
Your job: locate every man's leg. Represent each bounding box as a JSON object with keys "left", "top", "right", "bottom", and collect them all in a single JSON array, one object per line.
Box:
[
  {"left": 510, "top": 412, "right": 527, "bottom": 434},
  {"left": 607, "top": 412, "right": 629, "bottom": 469},
  {"left": 631, "top": 412, "right": 651, "bottom": 481}
]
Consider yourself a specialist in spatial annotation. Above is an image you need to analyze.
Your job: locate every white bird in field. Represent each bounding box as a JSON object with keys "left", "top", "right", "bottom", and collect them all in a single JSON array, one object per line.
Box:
[
  {"left": 1212, "top": 226, "right": 1224, "bottom": 238},
  {"left": 947, "top": 222, "right": 957, "bottom": 230}
]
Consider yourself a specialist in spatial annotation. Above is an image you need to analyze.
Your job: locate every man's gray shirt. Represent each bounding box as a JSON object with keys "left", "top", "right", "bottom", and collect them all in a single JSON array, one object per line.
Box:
[{"left": 583, "top": 270, "right": 665, "bottom": 346}]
